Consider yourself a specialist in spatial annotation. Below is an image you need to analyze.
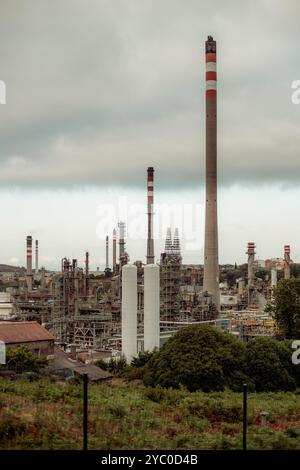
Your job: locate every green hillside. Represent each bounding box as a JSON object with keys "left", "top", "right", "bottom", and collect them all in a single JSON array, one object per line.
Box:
[{"left": 1, "top": 377, "right": 300, "bottom": 450}]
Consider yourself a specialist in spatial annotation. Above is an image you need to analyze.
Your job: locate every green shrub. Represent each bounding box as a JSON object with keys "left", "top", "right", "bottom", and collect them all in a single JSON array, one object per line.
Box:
[
  {"left": 245, "top": 337, "right": 297, "bottom": 392},
  {"left": 0, "top": 411, "right": 27, "bottom": 440},
  {"left": 94, "top": 359, "right": 108, "bottom": 371},
  {"left": 143, "top": 325, "right": 248, "bottom": 392},
  {"left": 131, "top": 351, "right": 155, "bottom": 368},
  {"left": 108, "top": 404, "right": 127, "bottom": 418},
  {"left": 2, "top": 346, "right": 48, "bottom": 374},
  {"left": 144, "top": 386, "right": 166, "bottom": 403}
]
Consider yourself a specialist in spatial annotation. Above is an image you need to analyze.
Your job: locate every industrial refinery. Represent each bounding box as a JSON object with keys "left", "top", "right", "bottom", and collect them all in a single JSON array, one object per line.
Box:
[{"left": 0, "top": 38, "right": 288, "bottom": 362}]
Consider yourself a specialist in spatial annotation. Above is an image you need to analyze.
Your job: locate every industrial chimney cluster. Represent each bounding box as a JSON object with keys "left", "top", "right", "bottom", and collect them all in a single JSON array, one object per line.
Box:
[{"left": 8, "top": 36, "right": 295, "bottom": 362}]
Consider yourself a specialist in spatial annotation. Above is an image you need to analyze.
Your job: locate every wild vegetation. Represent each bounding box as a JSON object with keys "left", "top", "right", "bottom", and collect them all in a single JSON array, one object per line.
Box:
[
  {"left": 143, "top": 325, "right": 300, "bottom": 392},
  {"left": 1, "top": 324, "right": 300, "bottom": 449},
  {"left": 0, "top": 346, "right": 48, "bottom": 374},
  {"left": 1, "top": 377, "right": 300, "bottom": 450},
  {"left": 268, "top": 277, "right": 300, "bottom": 339}
]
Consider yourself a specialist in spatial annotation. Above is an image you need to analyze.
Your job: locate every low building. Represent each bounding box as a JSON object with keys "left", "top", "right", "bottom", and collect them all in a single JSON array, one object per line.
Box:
[
  {"left": 0, "top": 321, "right": 54, "bottom": 357},
  {"left": 48, "top": 346, "right": 113, "bottom": 382}
]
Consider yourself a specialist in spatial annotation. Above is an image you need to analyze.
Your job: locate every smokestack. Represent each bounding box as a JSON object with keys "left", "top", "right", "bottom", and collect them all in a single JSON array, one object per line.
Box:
[
  {"left": 106, "top": 235, "right": 109, "bottom": 269},
  {"left": 113, "top": 228, "right": 117, "bottom": 272},
  {"left": 284, "top": 245, "right": 291, "bottom": 279},
  {"left": 144, "top": 264, "right": 160, "bottom": 352},
  {"left": 85, "top": 251, "right": 89, "bottom": 298},
  {"left": 121, "top": 264, "right": 137, "bottom": 362},
  {"left": 85, "top": 251, "right": 89, "bottom": 276},
  {"left": 35, "top": 240, "right": 39, "bottom": 274},
  {"left": 41, "top": 266, "right": 46, "bottom": 289},
  {"left": 26, "top": 235, "right": 33, "bottom": 291},
  {"left": 118, "top": 221, "right": 127, "bottom": 266},
  {"left": 247, "top": 242, "right": 256, "bottom": 287},
  {"left": 247, "top": 242, "right": 256, "bottom": 305},
  {"left": 146, "top": 167, "right": 155, "bottom": 264},
  {"left": 203, "top": 35, "right": 220, "bottom": 311}
]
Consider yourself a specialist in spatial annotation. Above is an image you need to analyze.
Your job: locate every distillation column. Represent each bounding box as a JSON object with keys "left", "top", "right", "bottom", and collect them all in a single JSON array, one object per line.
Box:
[
  {"left": 121, "top": 264, "right": 137, "bottom": 362},
  {"left": 144, "top": 264, "right": 160, "bottom": 352}
]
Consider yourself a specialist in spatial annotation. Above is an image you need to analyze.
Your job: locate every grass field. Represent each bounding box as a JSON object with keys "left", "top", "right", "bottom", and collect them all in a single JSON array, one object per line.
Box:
[{"left": 1, "top": 377, "right": 300, "bottom": 450}]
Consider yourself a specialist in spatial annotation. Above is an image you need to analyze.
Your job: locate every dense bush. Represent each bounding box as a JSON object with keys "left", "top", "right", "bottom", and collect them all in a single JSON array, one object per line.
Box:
[
  {"left": 131, "top": 350, "right": 155, "bottom": 368},
  {"left": 245, "top": 337, "right": 300, "bottom": 391},
  {"left": 269, "top": 278, "right": 300, "bottom": 339},
  {"left": 95, "top": 356, "right": 129, "bottom": 376},
  {"left": 143, "top": 325, "right": 247, "bottom": 392},
  {"left": 143, "top": 325, "right": 300, "bottom": 392},
  {"left": 1, "top": 346, "right": 48, "bottom": 374}
]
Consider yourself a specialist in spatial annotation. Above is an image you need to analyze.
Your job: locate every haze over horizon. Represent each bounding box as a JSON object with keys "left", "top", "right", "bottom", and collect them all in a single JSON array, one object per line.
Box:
[{"left": 0, "top": 0, "right": 300, "bottom": 268}]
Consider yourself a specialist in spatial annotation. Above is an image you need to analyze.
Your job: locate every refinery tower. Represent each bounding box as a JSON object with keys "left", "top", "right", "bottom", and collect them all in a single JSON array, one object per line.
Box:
[{"left": 203, "top": 35, "right": 220, "bottom": 311}]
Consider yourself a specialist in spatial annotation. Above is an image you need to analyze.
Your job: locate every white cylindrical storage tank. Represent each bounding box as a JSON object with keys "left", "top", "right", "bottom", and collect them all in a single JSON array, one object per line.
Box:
[
  {"left": 271, "top": 268, "right": 277, "bottom": 288},
  {"left": 121, "top": 264, "right": 137, "bottom": 362},
  {"left": 144, "top": 264, "right": 160, "bottom": 352}
]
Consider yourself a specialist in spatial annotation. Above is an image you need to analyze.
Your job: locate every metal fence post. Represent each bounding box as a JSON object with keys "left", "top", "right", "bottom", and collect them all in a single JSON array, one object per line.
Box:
[
  {"left": 83, "top": 372, "right": 88, "bottom": 451},
  {"left": 243, "top": 383, "right": 248, "bottom": 451}
]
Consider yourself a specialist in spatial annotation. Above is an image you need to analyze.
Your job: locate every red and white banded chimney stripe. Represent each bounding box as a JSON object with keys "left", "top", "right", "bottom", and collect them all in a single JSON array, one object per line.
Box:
[
  {"left": 146, "top": 167, "right": 155, "bottom": 264},
  {"left": 205, "top": 36, "right": 217, "bottom": 99},
  {"left": 147, "top": 167, "right": 154, "bottom": 205},
  {"left": 26, "top": 235, "right": 32, "bottom": 275},
  {"left": 284, "top": 245, "right": 290, "bottom": 255}
]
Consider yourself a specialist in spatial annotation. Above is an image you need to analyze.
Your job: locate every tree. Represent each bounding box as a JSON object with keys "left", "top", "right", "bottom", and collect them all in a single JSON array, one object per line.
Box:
[
  {"left": 245, "top": 337, "right": 297, "bottom": 392},
  {"left": 143, "top": 325, "right": 248, "bottom": 392},
  {"left": 269, "top": 278, "right": 300, "bottom": 339},
  {"left": 2, "top": 346, "right": 48, "bottom": 373}
]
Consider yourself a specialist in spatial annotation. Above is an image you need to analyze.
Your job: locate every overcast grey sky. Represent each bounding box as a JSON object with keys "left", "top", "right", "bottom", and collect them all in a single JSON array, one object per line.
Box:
[{"left": 0, "top": 0, "right": 299, "bottom": 268}]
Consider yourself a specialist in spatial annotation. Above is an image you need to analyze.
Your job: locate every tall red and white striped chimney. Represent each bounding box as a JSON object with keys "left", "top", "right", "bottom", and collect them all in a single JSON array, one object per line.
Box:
[
  {"left": 146, "top": 167, "right": 155, "bottom": 264},
  {"left": 113, "top": 228, "right": 117, "bottom": 272},
  {"left": 26, "top": 235, "right": 33, "bottom": 291},
  {"left": 203, "top": 35, "right": 220, "bottom": 311}
]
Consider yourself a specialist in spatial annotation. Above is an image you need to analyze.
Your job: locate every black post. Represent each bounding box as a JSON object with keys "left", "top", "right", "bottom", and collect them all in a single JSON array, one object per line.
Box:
[
  {"left": 83, "top": 372, "right": 88, "bottom": 451},
  {"left": 243, "top": 383, "right": 248, "bottom": 451}
]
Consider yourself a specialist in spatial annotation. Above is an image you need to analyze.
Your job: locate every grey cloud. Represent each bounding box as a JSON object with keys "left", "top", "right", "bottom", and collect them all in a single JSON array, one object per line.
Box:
[{"left": 0, "top": 0, "right": 300, "bottom": 188}]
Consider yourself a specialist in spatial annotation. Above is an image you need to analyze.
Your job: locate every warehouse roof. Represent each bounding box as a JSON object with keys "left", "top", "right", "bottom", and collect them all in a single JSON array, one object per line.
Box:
[
  {"left": 48, "top": 346, "right": 113, "bottom": 382},
  {"left": 0, "top": 321, "right": 54, "bottom": 344}
]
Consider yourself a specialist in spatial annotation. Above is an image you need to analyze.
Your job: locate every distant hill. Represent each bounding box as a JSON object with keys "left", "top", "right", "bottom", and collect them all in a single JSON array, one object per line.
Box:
[{"left": 0, "top": 264, "right": 25, "bottom": 273}]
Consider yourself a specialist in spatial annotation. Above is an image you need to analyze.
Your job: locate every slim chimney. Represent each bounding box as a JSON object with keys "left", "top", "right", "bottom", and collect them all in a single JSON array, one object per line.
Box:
[
  {"left": 106, "top": 235, "right": 109, "bottom": 269},
  {"left": 35, "top": 239, "right": 39, "bottom": 274},
  {"left": 118, "top": 221, "right": 127, "bottom": 266},
  {"left": 146, "top": 167, "right": 155, "bottom": 264},
  {"left": 85, "top": 251, "right": 89, "bottom": 298},
  {"left": 26, "top": 235, "right": 33, "bottom": 291},
  {"left": 247, "top": 242, "right": 256, "bottom": 305},
  {"left": 284, "top": 245, "right": 291, "bottom": 280},
  {"left": 113, "top": 228, "right": 117, "bottom": 272},
  {"left": 203, "top": 35, "right": 220, "bottom": 311}
]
